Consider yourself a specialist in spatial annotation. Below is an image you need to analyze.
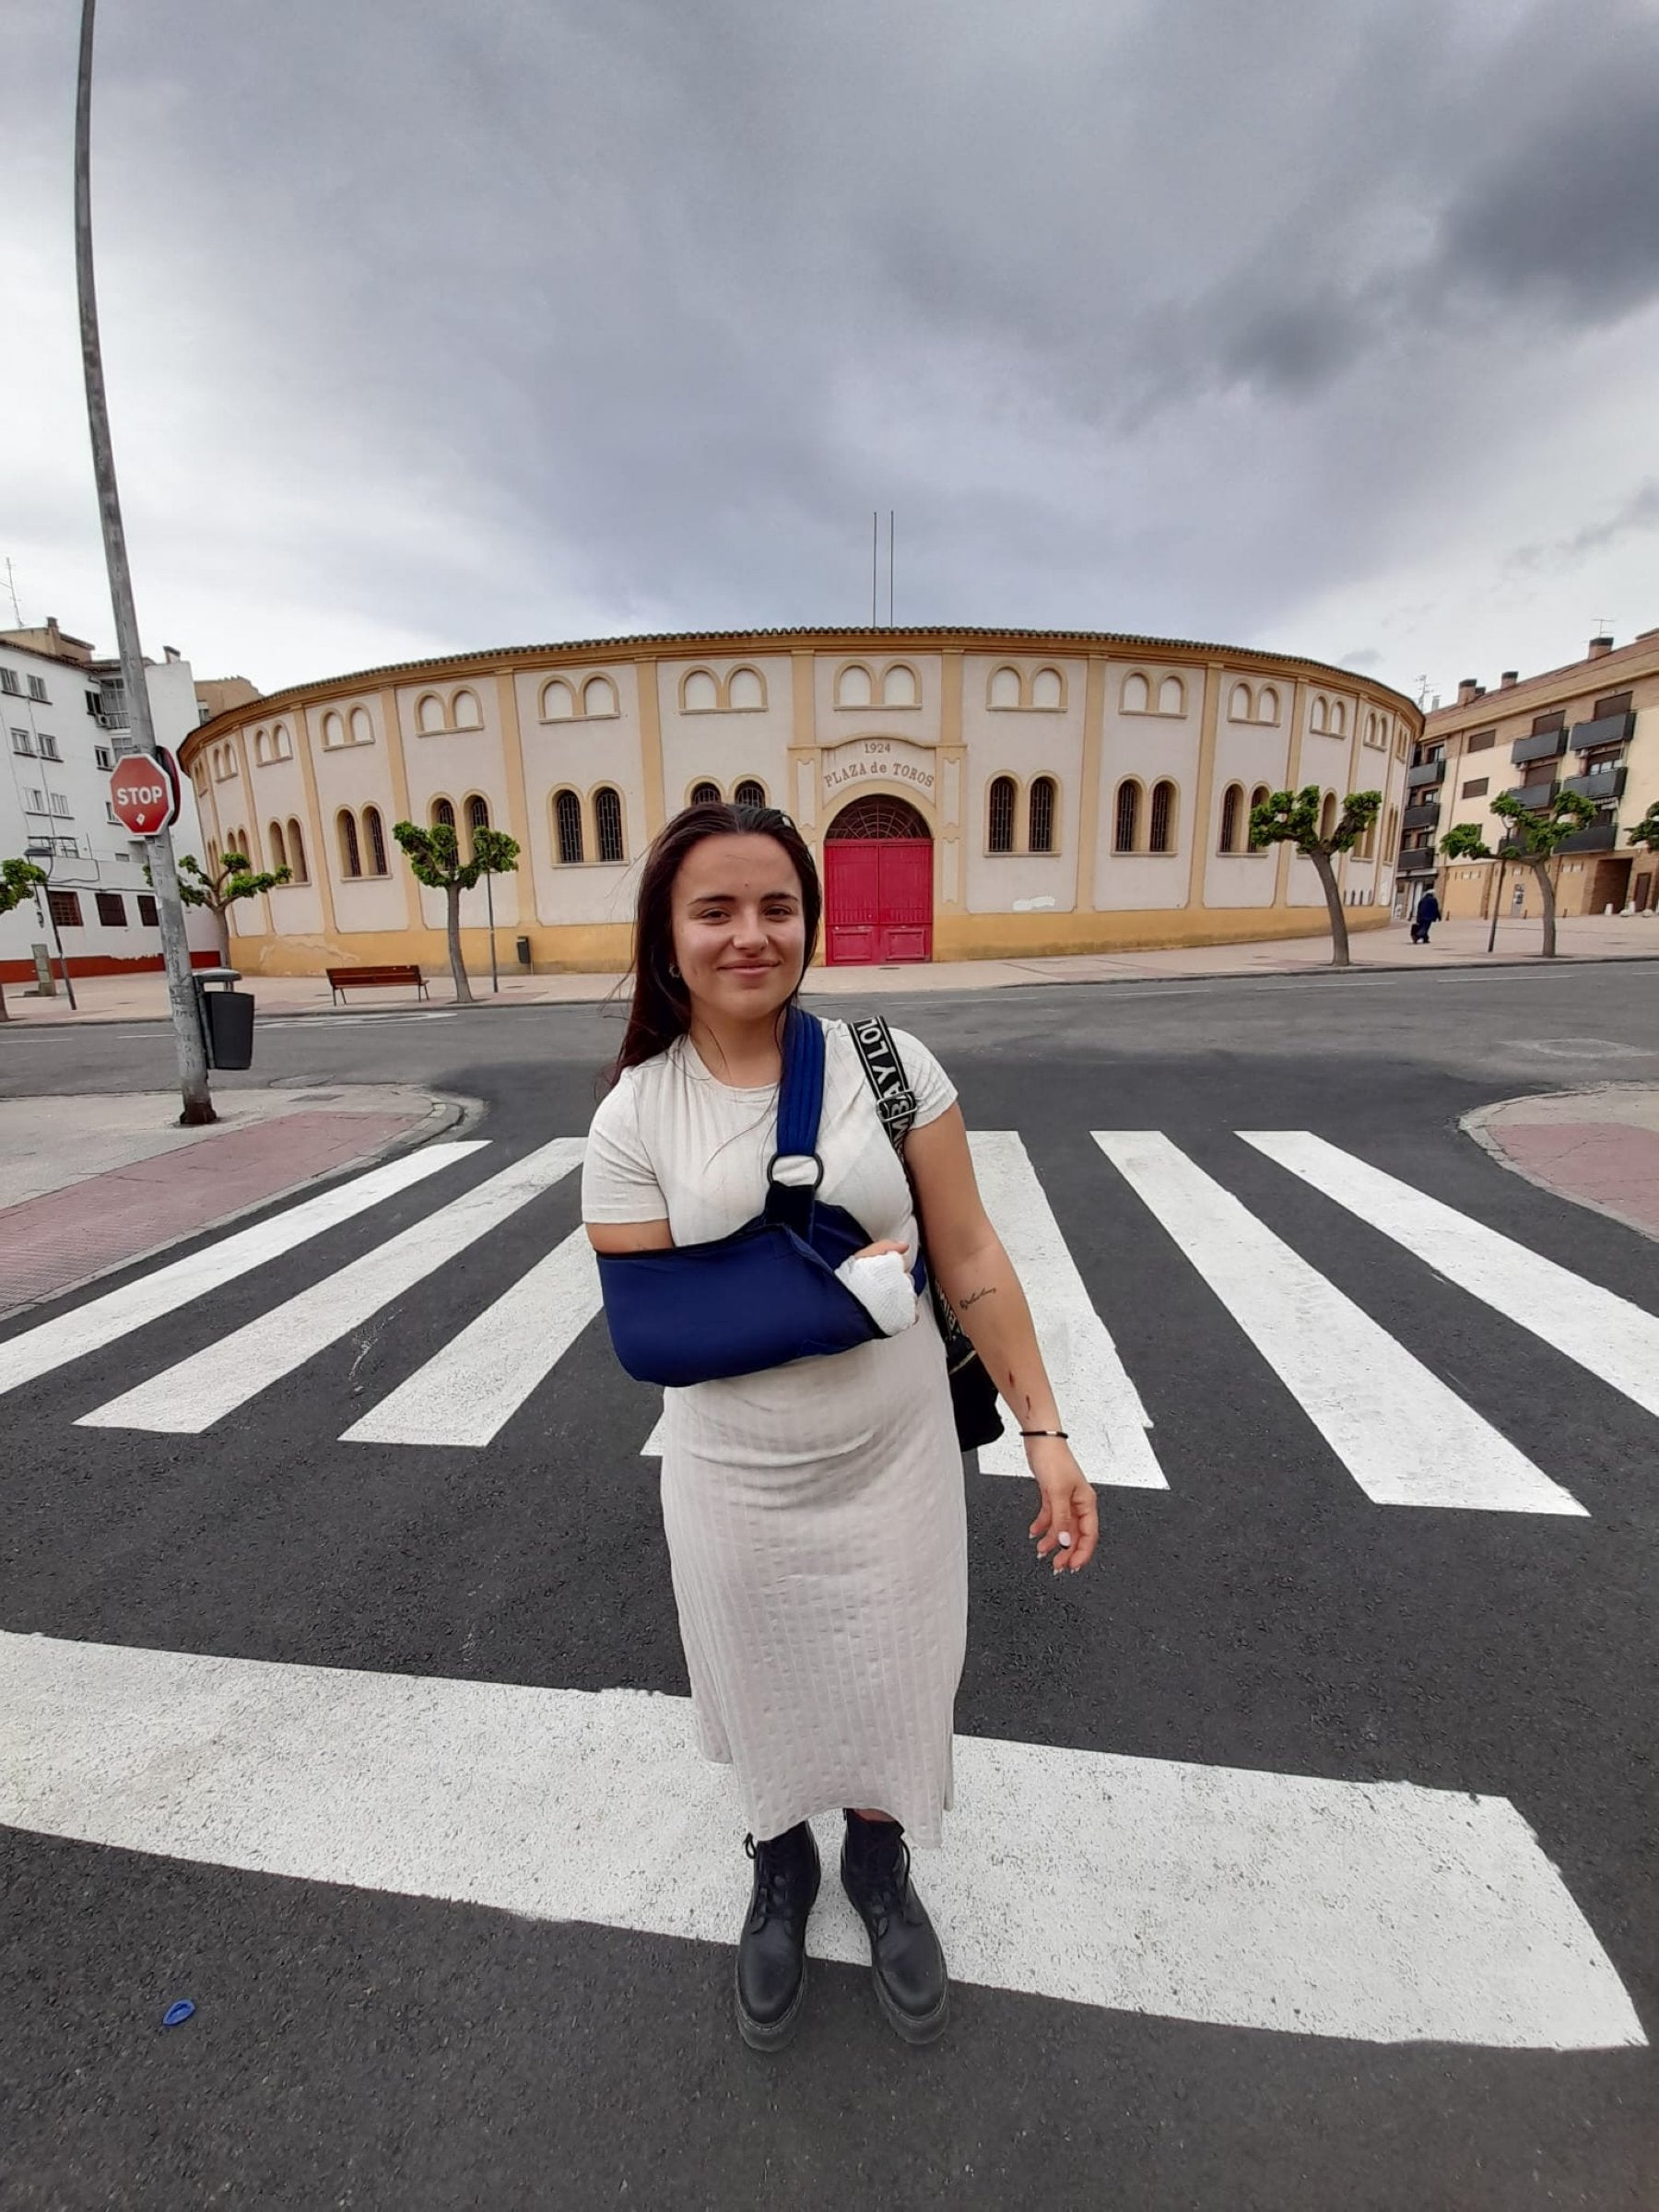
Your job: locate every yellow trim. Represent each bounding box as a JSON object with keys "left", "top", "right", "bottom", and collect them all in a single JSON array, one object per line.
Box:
[
  {"left": 635, "top": 659, "right": 665, "bottom": 839},
  {"left": 494, "top": 667, "right": 535, "bottom": 894},
  {"left": 1076, "top": 655, "right": 1105, "bottom": 911},
  {"left": 380, "top": 688, "right": 423, "bottom": 932},
  {"left": 289, "top": 704, "right": 340, "bottom": 936},
  {"left": 1187, "top": 664, "right": 1222, "bottom": 905},
  {"left": 1273, "top": 683, "right": 1308, "bottom": 908}
]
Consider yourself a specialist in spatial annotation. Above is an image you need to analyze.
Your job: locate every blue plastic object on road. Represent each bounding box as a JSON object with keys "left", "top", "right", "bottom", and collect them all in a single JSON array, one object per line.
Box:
[{"left": 161, "top": 2000, "right": 195, "bottom": 2028}]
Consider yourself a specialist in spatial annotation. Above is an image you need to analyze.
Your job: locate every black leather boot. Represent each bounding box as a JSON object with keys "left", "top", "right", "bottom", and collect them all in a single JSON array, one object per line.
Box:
[
  {"left": 735, "top": 1823, "right": 820, "bottom": 2051},
  {"left": 840, "top": 1813, "right": 949, "bottom": 2044}
]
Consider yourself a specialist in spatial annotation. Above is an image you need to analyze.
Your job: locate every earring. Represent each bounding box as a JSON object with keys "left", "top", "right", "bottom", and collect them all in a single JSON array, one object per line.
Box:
[{"left": 668, "top": 962, "right": 681, "bottom": 980}]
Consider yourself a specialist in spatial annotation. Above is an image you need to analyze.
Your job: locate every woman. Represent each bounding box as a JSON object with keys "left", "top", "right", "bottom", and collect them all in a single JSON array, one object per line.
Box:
[{"left": 582, "top": 802, "right": 1098, "bottom": 2051}]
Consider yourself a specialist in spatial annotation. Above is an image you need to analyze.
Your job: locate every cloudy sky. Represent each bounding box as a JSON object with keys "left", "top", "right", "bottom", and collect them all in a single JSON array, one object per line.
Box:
[{"left": 5, "top": 0, "right": 1657, "bottom": 706}]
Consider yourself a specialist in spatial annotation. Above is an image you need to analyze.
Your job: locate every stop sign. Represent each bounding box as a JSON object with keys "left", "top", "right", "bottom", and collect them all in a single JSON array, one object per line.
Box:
[{"left": 109, "top": 749, "right": 181, "bottom": 836}]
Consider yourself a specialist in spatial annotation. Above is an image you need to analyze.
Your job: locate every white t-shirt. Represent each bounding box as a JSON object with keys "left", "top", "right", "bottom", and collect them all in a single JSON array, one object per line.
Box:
[{"left": 582, "top": 1019, "right": 957, "bottom": 1262}]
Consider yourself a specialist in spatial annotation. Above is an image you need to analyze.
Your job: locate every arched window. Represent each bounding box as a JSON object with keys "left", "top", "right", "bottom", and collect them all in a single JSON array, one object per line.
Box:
[
  {"left": 364, "top": 806, "right": 388, "bottom": 876},
  {"left": 554, "top": 789, "right": 584, "bottom": 864},
  {"left": 1158, "top": 676, "right": 1184, "bottom": 715},
  {"left": 431, "top": 796, "right": 456, "bottom": 832},
  {"left": 1385, "top": 805, "right": 1399, "bottom": 862},
  {"left": 337, "top": 809, "right": 362, "bottom": 878},
  {"left": 253, "top": 732, "right": 268, "bottom": 766},
  {"left": 1257, "top": 687, "right": 1279, "bottom": 724},
  {"left": 989, "top": 665, "right": 1021, "bottom": 709},
  {"left": 688, "top": 780, "right": 720, "bottom": 806},
  {"left": 1120, "top": 673, "right": 1150, "bottom": 714},
  {"left": 286, "top": 819, "right": 308, "bottom": 882},
  {"left": 728, "top": 667, "right": 766, "bottom": 711},
  {"left": 1359, "top": 815, "right": 1376, "bottom": 861},
  {"left": 582, "top": 676, "right": 618, "bottom": 718},
  {"left": 272, "top": 722, "right": 292, "bottom": 759},
  {"left": 350, "top": 707, "right": 374, "bottom": 747},
  {"left": 322, "top": 711, "right": 346, "bottom": 749},
  {"left": 1031, "top": 667, "right": 1064, "bottom": 710},
  {"left": 268, "top": 820, "right": 288, "bottom": 873},
  {"left": 1311, "top": 697, "right": 1328, "bottom": 734},
  {"left": 734, "top": 777, "right": 767, "bottom": 809},
  {"left": 1149, "top": 780, "right": 1177, "bottom": 853},
  {"left": 882, "top": 664, "right": 918, "bottom": 708},
  {"left": 542, "top": 678, "right": 576, "bottom": 721},
  {"left": 1319, "top": 792, "right": 1337, "bottom": 841},
  {"left": 1218, "top": 783, "right": 1243, "bottom": 853},
  {"left": 1113, "top": 779, "right": 1142, "bottom": 853},
  {"left": 1028, "top": 775, "right": 1057, "bottom": 853},
  {"left": 987, "top": 775, "right": 1017, "bottom": 853},
  {"left": 594, "top": 785, "right": 625, "bottom": 864},
  {"left": 416, "top": 693, "right": 445, "bottom": 734},
  {"left": 836, "top": 664, "right": 873, "bottom": 708},
  {"left": 683, "top": 669, "right": 719, "bottom": 712},
  {"left": 465, "top": 794, "right": 489, "bottom": 856},
  {"left": 1248, "top": 784, "right": 1271, "bottom": 849},
  {"left": 452, "top": 688, "right": 482, "bottom": 730},
  {"left": 1230, "top": 683, "right": 1252, "bottom": 722}
]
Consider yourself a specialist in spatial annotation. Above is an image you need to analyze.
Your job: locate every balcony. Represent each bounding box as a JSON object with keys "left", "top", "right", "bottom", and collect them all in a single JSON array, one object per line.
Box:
[
  {"left": 1556, "top": 815, "right": 1618, "bottom": 855},
  {"left": 1559, "top": 765, "right": 1627, "bottom": 805},
  {"left": 1406, "top": 759, "right": 1445, "bottom": 790},
  {"left": 1395, "top": 844, "right": 1437, "bottom": 875},
  {"left": 1510, "top": 727, "right": 1567, "bottom": 765},
  {"left": 1402, "top": 801, "right": 1441, "bottom": 831},
  {"left": 1502, "top": 782, "right": 1556, "bottom": 807},
  {"left": 1569, "top": 710, "right": 1635, "bottom": 753}
]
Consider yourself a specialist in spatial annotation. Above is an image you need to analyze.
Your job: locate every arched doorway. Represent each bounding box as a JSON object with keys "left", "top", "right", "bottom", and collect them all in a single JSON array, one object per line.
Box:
[{"left": 823, "top": 794, "right": 933, "bottom": 965}]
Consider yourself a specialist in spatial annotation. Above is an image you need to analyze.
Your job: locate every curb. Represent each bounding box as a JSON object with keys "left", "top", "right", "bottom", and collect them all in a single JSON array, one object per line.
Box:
[
  {"left": 0, "top": 1088, "right": 486, "bottom": 1325},
  {"left": 1461, "top": 1084, "right": 1659, "bottom": 1247}
]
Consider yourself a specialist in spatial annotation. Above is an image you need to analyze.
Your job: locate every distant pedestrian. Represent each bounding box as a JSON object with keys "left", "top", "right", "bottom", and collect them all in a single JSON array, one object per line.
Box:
[
  {"left": 582, "top": 801, "right": 1097, "bottom": 2052},
  {"left": 1411, "top": 889, "right": 1441, "bottom": 944}
]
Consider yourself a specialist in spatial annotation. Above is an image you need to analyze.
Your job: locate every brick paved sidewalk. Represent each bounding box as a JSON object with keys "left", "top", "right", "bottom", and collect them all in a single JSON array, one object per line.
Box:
[
  {"left": 1465, "top": 1087, "right": 1659, "bottom": 1243},
  {"left": 0, "top": 1087, "right": 465, "bottom": 1320}
]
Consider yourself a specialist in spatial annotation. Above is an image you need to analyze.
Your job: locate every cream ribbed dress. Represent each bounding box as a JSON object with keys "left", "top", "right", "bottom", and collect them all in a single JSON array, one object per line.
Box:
[{"left": 582, "top": 1020, "right": 968, "bottom": 1846}]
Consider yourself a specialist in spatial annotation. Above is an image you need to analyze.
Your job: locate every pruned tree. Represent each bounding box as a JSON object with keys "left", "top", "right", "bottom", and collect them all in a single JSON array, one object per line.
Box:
[
  {"left": 0, "top": 856, "right": 48, "bottom": 1023},
  {"left": 1247, "top": 785, "right": 1382, "bottom": 968},
  {"left": 392, "top": 819, "right": 521, "bottom": 1003},
  {"left": 1440, "top": 788, "right": 1596, "bottom": 958},
  {"left": 1629, "top": 802, "right": 1659, "bottom": 857},
  {"left": 159, "top": 849, "right": 291, "bottom": 962}
]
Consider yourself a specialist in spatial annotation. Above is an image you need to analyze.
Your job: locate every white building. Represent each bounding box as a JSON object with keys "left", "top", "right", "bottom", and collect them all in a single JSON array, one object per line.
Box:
[{"left": 0, "top": 617, "right": 219, "bottom": 986}]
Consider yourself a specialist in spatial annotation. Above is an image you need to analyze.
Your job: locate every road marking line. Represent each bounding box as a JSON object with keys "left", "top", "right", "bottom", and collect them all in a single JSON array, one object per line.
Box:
[
  {"left": 77, "top": 1139, "right": 584, "bottom": 1435},
  {"left": 0, "top": 1632, "right": 1640, "bottom": 2050},
  {"left": 971, "top": 1132, "right": 1164, "bottom": 1487},
  {"left": 343, "top": 1224, "right": 600, "bottom": 1447},
  {"left": 0, "top": 1144, "right": 487, "bottom": 1399},
  {"left": 1241, "top": 1131, "right": 1659, "bottom": 1420},
  {"left": 1093, "top": 1132, "right": 1585, "bottom": 1515}
]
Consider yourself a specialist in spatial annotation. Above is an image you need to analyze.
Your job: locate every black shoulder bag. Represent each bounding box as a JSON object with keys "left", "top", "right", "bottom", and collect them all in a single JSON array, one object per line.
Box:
[{"left": 849, "top": 1015, "right": 1005, "bottom": 1452}]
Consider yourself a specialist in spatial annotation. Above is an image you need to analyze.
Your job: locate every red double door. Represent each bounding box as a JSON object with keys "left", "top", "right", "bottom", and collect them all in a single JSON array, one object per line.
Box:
[{"left": 824, "top": 840, "right": 933, "bottom": 965}]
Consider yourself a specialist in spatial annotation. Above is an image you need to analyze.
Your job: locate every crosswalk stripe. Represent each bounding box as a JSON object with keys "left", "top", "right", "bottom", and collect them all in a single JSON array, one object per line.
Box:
[
  {"left": 1, "top": 1631, "right": 1641, "bottom": 2050},
  {"left": 1093, "top": 1132, "right": 1585, "bottom": 1515},
  {"left": 342, "top": 1225, "right": 600, "bottom": 1447},
  {"left": 76, "top": 1138, "right": 586, "bottom": 1436},
  {"left": 1241, "top": 1131, "right": 1659, "bottom": 1421},
  {"left": 0, "top": 1142, "right": 487, "bottom": 1400},
  {"left": 971, "top": 1131, "right": 1164, "bottom": 1486}
]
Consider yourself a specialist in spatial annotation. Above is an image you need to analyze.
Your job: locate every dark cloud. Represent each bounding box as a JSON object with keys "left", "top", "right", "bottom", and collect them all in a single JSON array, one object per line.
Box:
[
  {"left": 2, "top": 0, "right": 1655, "bottom": 696},
  {"left": 1506, "top": 482, "right": 1659, "bottom": 578}
]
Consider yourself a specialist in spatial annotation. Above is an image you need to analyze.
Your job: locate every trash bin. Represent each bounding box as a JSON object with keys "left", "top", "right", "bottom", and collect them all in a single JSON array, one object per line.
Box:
[
  {"left": 515, "top": 935, "right": 532, "bottom": 968},
  {"left": 194, "top": 967, "right": 255, "bottom": 1070}
]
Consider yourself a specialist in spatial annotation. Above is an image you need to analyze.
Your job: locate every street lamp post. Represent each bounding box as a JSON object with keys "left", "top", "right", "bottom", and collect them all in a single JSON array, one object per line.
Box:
[{"left": 73, "top": 0, "right": 214, "bottom": 1123}]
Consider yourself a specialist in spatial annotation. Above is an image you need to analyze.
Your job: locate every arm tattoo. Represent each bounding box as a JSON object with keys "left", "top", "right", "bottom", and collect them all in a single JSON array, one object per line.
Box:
[{"left": 959, "top": 1286, "right": 997, "bottom": 1310}]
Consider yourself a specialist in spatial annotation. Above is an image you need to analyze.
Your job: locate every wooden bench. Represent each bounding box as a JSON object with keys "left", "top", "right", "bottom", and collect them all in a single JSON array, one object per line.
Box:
[{"left": 326, "top": 963, "right": 429, "bottom": 1005}]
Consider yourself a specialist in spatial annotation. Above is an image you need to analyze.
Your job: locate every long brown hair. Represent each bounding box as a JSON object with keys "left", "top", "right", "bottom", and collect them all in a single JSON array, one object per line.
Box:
[{"left": 607, "top": 802, "right": 821, "bottom": 1080}]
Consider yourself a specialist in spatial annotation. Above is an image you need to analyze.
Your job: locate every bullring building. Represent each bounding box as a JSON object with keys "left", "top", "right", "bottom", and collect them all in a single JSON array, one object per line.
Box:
[{"left": 181, "top": 628, "right": 1422, "bottom": 974}]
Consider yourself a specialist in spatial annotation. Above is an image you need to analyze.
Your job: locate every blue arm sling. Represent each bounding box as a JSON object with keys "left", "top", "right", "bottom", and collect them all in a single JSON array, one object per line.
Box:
[{"left": 595, "top": 1006, "right": 924, "bottom": 1388}]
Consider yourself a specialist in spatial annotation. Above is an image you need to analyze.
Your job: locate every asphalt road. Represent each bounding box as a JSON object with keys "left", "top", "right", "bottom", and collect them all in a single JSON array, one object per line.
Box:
[{"left": 3, "top": 964, "right": 1657, "bottom": 2211}]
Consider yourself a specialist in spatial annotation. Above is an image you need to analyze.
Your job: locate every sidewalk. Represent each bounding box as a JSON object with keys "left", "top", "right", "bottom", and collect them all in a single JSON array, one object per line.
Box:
[
  {"left": 1466, "top": 1086, "right": 1659, "bottom": 1243},
  {"left": 5, "top": 914, "right": 1658, "bottom": 1023},
  {"left": 0, "top": 1086, "right": 466, "bottom": 1319}
]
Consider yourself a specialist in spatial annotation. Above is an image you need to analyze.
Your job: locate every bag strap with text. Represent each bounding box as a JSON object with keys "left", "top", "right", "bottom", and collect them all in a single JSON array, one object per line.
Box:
[{"left": 849, "top": 1014, "right": 915, "bottom": 1155}]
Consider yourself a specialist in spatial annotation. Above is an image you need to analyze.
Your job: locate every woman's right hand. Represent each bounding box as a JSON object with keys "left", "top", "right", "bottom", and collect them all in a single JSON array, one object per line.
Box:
[{"left": 850, "top": 1239, "right": 907, "bottom": 1262}]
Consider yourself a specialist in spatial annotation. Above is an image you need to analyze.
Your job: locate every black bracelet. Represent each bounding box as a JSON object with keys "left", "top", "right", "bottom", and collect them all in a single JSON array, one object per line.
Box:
[{"left": 1019, "top": 1428, "right": 1068, "bottom": 1440}]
